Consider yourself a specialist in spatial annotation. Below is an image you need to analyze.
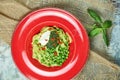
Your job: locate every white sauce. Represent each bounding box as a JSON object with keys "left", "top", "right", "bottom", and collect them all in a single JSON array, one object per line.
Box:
[{"left": 39, "top": 31, "right": 51, "bottom": 46}]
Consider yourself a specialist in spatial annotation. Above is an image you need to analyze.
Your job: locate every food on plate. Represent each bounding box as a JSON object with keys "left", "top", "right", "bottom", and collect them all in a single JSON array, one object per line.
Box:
[{"left": 32, "top": 26, "right": 72, "bottom": 67}]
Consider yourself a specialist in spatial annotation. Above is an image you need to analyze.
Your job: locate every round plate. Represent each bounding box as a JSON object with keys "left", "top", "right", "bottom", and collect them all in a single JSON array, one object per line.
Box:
[{"left": 11, "top": 8, "right": 89, "bottom": 80}]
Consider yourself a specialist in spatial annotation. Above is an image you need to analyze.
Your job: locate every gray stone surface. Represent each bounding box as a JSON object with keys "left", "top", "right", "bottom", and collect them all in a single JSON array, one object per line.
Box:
[
  {"left": 0, "top": 39, "right": 27, "bottom": 80},
  {"left": 108, "top": 0, "right": 120, "bottom": 65}
]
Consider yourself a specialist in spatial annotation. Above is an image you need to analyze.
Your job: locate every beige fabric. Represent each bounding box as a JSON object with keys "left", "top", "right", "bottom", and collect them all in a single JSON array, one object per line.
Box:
[
  {"left": 73, "top": 50, "right": 120, "bottom": 80},
  {"left": 0, "top": 0, "right": 120, "bottom": 79},
  {"left": 0, "top": 14, "right": 18, "bottom": 44},
  {"left": 0, "top": 0, "right": 30, "bottom": 44},
  {"left": 0, "top": 0, "right": 30, "bottom": 20}
]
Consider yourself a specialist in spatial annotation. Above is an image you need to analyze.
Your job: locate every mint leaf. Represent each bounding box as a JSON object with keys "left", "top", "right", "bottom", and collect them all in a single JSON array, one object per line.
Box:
[
  {"left": 87, "top": 9, "right": 102, "bottom": 23},
  {"left": 102, "top": 29, "right": 109, "bottom": 46},
  {"left": 89, "top": 28, "right": 102, "bottom": 37},
  {"left": 103, "top": 20, "right": 112, "bottom": 28},
  {"left": 87, "top": 8, "right": 112, "bottom": 46}
]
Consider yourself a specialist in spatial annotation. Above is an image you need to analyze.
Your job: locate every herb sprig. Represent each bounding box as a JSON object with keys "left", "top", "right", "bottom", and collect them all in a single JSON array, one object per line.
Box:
[{"left": 87, "top": 9, "right": 112, "bottom": 46}]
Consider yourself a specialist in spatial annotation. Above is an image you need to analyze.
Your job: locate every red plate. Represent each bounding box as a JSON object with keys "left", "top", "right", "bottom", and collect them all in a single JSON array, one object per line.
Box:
[{"left": 11, "top": 8, "right": 89, "bottom": 80}]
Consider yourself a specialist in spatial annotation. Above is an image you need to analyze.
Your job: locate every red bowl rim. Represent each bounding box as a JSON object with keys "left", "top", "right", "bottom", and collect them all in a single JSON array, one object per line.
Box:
[{"left": 11, "top": 8, "right": 89, "bottom": 80}]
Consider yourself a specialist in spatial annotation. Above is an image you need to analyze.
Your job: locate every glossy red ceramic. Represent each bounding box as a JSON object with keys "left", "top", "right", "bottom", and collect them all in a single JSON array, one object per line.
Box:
[{"left": 11, "top": 8, "right": 89, "bottom": 80}]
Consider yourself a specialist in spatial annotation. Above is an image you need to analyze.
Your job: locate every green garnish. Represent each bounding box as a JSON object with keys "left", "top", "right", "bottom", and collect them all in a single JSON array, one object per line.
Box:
[
  {"left": 87, "top": 9, "right": 112, "bottom": 46},
  {"left": 46, "top": 31, "right": 59, "bottom": 49},
  {"left": 87, "top": 9, "right": 102, "bottom": 23}
]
